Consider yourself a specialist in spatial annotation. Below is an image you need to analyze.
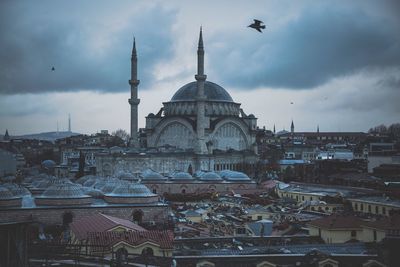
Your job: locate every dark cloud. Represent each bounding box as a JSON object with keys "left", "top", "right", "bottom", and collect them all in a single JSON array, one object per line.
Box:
[
  {"left": 208, "top": 5, "right": 400, "bottom": 89},
  {"left": 0, "top": 1, "right": 176, "bottom": 94}
]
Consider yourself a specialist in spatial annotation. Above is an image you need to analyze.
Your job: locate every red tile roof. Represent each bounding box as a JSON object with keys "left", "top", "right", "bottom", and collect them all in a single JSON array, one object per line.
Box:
[
  {"left": 362, "top": 215, "right": 400, "bottom": 230},
  {"left": 70, "top": 213, "right": 146, "bottom": 240},
  {"left": 87, "top": 230, "right": 173, "bottom": 250},
  {"left": 308, "top": 215, "right": 363, "bottom": 230}
]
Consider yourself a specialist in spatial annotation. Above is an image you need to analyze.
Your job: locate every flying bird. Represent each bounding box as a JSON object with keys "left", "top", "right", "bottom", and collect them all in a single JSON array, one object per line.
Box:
[
  {"left": 290, "top": 102, "right": 294, "bottom": 105},
  {"left": 248, "top": 19, "right": 266, "bottom": 33},
  {"left": 51, "top": 67, "right": 55, "bottom": 71}
]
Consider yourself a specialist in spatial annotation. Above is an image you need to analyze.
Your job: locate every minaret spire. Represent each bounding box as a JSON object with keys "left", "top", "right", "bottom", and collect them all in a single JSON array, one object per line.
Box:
[
  {"left": 129, "top": 36, "right": 140, "bottom": 147},
  {"left": 68, "top": 114, "right": 71, "bottom": 132},
  {"left": 194, "top": 27, "right": 208, "bottom": 158},
  {"left": 198, "top": 26, "right": 204, "bottom": 49},
  {"left": 132, "top": 37, "right": 136, "bottom": 55},
  {"left": 291, "top": 119, "right": 295, "bottom": 135}
]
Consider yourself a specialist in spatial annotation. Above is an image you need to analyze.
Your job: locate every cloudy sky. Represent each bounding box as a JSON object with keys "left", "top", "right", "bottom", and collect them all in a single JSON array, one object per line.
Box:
[{"left": 0, "top": 0, "right": 399, "bottom": 135}]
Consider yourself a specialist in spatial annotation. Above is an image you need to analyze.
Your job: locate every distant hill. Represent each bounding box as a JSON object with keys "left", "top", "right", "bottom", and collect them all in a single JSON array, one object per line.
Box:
[{"left": 12, "top": 131, "right": 81, "bottom": 142}]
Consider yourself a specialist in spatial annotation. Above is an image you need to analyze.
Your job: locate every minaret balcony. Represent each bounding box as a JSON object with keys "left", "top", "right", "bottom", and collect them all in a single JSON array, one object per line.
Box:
[
  {"left": 195, "top": 74, "right": 207, "bottom": 81},
  {"left": 129, "top": 79, "right": 140, "bottom": 86},
  {"left": 129, "top": 98, "right": 140, "bottom": 105}
]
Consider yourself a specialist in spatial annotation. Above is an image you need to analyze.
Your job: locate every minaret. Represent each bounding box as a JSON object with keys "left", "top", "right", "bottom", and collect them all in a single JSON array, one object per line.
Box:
[
  {"left": 128, "top": 37, "right": 140, "bottom": 147},
  {"left": 273, "top": 124, "right": 276, "bottom": 134},
  {"left": 68, "top": 114, "right": 71, "bottom": 132},
  {"left": 195, "top": 27, "right": 208, "bottom": 155},
  {"left": 317, "top": 124, "right": 320, "bottom": 133},
  {"left": 290, "top": 120, "right": 294, "bottom": 134},
  {"left": 4, "top": 129, "right": 10, "bottom": 141}
]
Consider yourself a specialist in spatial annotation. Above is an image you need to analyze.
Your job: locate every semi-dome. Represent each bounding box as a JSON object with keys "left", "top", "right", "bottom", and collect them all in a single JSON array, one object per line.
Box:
[{"left": 171, "top": 81, "right": 234, "bottom": 102}]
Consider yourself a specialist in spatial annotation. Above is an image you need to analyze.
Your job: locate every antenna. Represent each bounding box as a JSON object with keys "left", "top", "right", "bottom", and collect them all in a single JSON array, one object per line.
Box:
[
  {"left": 57, "top": 121, "right": 59, "bottom": 134},
  {"left": 68, "top": 114, "right": 71, "bottom": 132}
]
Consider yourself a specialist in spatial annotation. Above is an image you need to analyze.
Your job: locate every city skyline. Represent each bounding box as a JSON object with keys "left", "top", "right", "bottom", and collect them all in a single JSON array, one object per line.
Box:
[{"left": 1, "top": 0, "right": 399, "bottom": 135}]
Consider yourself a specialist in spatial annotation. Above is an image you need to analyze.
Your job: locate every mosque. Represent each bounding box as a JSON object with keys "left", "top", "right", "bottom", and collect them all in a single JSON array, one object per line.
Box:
[{"left": 95, "top": 29, "right": 259, "bottom": 178}]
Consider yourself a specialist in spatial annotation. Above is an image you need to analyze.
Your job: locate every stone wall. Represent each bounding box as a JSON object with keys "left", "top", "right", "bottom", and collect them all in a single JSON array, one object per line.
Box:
[{"left": 0, "top": 204, "right": 169, "bottom": 225}]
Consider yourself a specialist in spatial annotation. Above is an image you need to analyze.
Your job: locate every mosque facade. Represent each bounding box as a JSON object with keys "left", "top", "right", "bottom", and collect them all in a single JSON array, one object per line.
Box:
[{"left": 96, "top": 29, "right": 259, "bottom": 177}]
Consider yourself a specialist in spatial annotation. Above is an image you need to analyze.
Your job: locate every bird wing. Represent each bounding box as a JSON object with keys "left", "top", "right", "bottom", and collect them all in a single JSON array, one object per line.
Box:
[
  {"left": 254, "top": 19, "right": 263, "bottom": 24},
  {"left": 255, "top": 27, "right": 262, "bottom": 33}
]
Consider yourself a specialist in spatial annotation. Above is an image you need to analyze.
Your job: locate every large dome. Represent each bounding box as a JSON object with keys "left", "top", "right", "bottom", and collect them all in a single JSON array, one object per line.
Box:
[{"left": 171, "top": 81, "right": 234, "bottom": 102}]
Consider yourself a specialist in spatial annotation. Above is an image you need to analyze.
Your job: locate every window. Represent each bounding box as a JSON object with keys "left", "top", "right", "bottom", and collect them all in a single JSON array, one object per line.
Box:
[
  {"left": 302, "top": 196, "right": 305, "bottom": 201},
  {"left": 360, "top": 204, "right": 364, "bottom": 211},
  {"left": 318, "top": 229, "right": 321, "bottom": 237},
  {"left": 351, "top": 230, "right": 357, "bottom": 237},
  {"left": 354, "top": 203, "right": 358, "bottom": 211},
  {"left": 310, "top": 197, "right": 313, "bottom": 201},
  {"left": 382, "top": 207, "right": 386, "bottom": 215},
  {"left": 257, "top": 215, "right": 262, "bottom": 220},
  {"left": 373, "top": 230, "right": 377, "bottom": 241},
  {"left": 368, "top": 205, "right": 371, "bottom": 213},
  {"left": 375, "top": 206, "right": 379, "bottom": 214}
]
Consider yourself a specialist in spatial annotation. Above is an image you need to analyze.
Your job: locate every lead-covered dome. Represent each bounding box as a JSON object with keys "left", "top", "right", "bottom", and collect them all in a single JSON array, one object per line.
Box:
[
  {"left": 196, "top": 171, "right": 223, "bottom": 181},
  {"left": 110, "top": 183, "right": 155, "bottom": 197},
  {"left": 41, "top": 182, "right": 88, "bottom": 198},
  {"left": 218, "top": 170, "right": 251, "bottom": 181},
  {"left": 35, "top": 181, "right": 92, "bottom": 206},
  {"left": 171, "top": 81, "right": 233, "bottom": 102}
]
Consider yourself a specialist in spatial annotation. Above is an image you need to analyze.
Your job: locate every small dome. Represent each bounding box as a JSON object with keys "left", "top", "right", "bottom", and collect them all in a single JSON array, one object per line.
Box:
[
  {"left": 99, "top": 178, "right": 123, "bottom": 193},
  {"left": 218, "top": 170, "right": 251, "bottom": 181},
  {"left": 171, "top": 81, "right": 234, "bottom": 102},
  {"left": 197, "top": 171, "right": 223, "bottom": 181},
  {"left": 32, "top": 176, "right": 62, "bottom": 189},
  {"left": 171, "top": 172, "right": 193, "bottom": 180},
  {"left": 141, "top": 169, "right": 166, "bottom": 180},
  {"left": 3, "top": 183, "right": 30, "bottom": 197},
  {"left": 83, "top": 187, "right": 104, "bottom": 197},
  {"left": 110, "top": 183, "right": 155, "bottom": 197},
  {"left": 82, "top": 176, "right": 101, "bottom": 187},
  {"left": 41, "top": 182, "right": 88, "bottom": 198},
  {"left": 0, "top": 186, "right": 14, "bottom": 199},
  {"left": 115, "top": 170, "right": 137, "bottom": 181},
  {"left": 42, "top": 160, "right": 56, "bottom": 169},
  {"left": 76, "top": 175, "right": 97, "bottom": 185}
]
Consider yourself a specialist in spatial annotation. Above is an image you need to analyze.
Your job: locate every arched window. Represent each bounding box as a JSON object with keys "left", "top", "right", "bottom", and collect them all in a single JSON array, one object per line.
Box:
[
  {"left": 142, "top": 247, "right": 154, "bottom": 256},
  {"left": 132, "top": 209, "right": 144, "bottom": 223},
  {"left": 116, "top": 248, "right": 128, "bottom": 263},
  {"left": 62, "top": 212, "right": 74, "bottom": 226}
]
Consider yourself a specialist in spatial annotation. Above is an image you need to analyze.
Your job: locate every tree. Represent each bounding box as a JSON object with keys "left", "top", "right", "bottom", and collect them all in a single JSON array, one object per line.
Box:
[
  {"left": 75, "top": 151, "right": 85, "bottom": 179},
  {"left": 368, "top": 124, "right": 387, "bottom": 134},
  {"left": 112, "top": 129, "right": 130, "bottom": 142},
  {"left": 388, "top": 123, "right": 400, "bottom": 140}
]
